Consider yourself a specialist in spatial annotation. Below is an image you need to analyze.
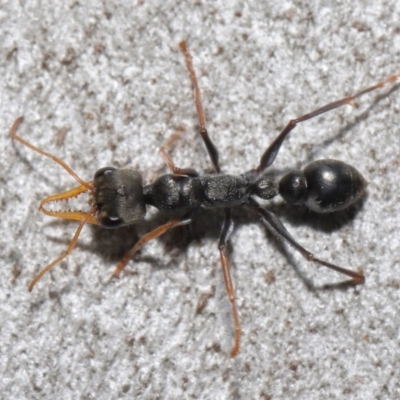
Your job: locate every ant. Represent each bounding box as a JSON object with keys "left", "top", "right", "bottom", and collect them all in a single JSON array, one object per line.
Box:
[{"left": 10, "top": 41, "right": 400, "bottom": 357}]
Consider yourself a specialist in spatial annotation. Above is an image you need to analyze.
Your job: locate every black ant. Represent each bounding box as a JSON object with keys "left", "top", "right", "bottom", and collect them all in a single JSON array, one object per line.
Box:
[{"left": 10, "top": 41, "right": 400, "bottom": 357}]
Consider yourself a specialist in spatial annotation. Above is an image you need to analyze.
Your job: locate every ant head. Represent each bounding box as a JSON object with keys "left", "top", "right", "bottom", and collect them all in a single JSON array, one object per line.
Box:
[{"left": 93, "top": 167, "right": 146, "bottom": 228}]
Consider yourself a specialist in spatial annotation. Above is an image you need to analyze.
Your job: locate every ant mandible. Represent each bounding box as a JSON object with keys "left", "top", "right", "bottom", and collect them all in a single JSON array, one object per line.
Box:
[{"left": 10, "top": 41, "right": 400, "bottom": 357}]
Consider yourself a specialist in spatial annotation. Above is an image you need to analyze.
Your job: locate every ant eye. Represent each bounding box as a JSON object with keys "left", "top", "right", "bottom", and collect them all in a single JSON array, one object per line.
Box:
[
  {"left": 94, "top": 167, "right": 116, "bottom": 180},
  {"left": 98, "top": 214, "right": 124, "bottom": 228}
]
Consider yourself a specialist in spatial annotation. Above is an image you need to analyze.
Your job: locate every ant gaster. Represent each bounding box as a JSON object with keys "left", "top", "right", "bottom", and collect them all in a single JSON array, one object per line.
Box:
[{"left": 11, "top": 41, "right": 400, "bottom": 356}]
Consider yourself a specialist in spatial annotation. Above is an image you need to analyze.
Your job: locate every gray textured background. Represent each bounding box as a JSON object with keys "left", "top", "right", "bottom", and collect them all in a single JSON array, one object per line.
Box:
[{"left": 1, "top": 1, "right": 400, "bottom": 399}]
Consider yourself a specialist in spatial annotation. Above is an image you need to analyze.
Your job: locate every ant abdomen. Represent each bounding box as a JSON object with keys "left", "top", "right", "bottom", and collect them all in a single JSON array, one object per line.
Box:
[{"left": 279, "top": 159, "right": 366, "bottom": 213}]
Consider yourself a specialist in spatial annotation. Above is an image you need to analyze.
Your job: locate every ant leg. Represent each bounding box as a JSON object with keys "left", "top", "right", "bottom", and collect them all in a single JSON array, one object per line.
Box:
[
  {"left": 179, "top": 41, "right": 221, "bottom": 173},
  {"left": 257, "top": 72, "right": 400, "bottom": 173},
  {"left": 218, "top": 209, "right": 241, "bottom": 357},
  {"left": 250, "top": 199, "right": 365, "bottom": 284},
  {"left": 10, "top": 117, "right": 100, "bottom": 289},
  {"left": 10, "top": 117, "right": 98, "bottom": 224},
  {"left": 159, "top": 126, "right": 199, "bottom": 177},
  {"left": 112, "top": 216, "right": 193, "bottom": 276},
  {"left": 10, "top": 117, "right": 91, "bottom": 189},
  {"left": 28, "top": 208, "right": 97, "bottom": 291}
]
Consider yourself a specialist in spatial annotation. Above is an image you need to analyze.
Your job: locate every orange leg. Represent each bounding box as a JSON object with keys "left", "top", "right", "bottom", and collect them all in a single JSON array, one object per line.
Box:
[
  {"left": 112, "top": 217, "right": 192, "bottom": 276},
  {"left": 218, "top": 209, "right": 241, "bottom": 357},
  {"left": 10, "top": 117, "right": 100, "bottom": 290},
  {"left": 180, "top": 42, "right": 241, "bottom": 355},
  {"left": 10, "top": 116, "right": 97, "bottom": 223},
  {"left": 28, "top": 208, "right": 97, "bottom": 291},
  {"left": 219, "top": 248, "right": 241, "bottom": 357},
  {"left": 159, "top": 126, "right": 199, "bottom": 176},
  {"left": 251, "top": 199, "right": 365, "bottom": 285},
  {"left": 257, "top": 71, "right": 400, "bottom": 172},
  {"left": 10, "top": 117, "right": 92, "bottom": 189},
  {"left": 179, "top": 41, "right": 220, "bottom": 173}
]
